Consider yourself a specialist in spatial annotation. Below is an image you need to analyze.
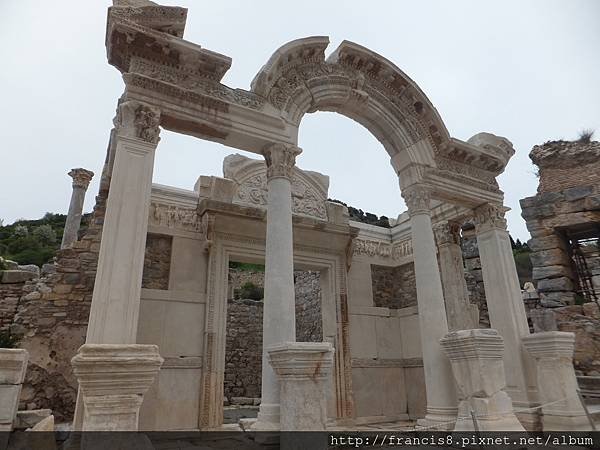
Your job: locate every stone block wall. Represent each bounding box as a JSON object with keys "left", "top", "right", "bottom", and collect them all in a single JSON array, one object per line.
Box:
[
  {"left": 520, "top": 139, "right": 600, "bottom": 307},
  {"left": 223, "top": 269, "right": 322, "bottom": 401},
  {"left": 0, "top": 282, "right": 25, "bottom": 333},
  {"left": 371, "top": 263, "right": 417, "bottom": 309},
  {"left": 141, "top": 234, "right": 172, "bottom": 290},
  {"left": 461, "top": 226, "right": 490, "bottom": 328}
]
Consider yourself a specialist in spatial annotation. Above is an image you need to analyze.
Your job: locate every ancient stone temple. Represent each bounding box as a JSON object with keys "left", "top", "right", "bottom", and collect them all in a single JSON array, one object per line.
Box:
[{"left": 1, "top": 0, "right": 595, "bottom": 434}]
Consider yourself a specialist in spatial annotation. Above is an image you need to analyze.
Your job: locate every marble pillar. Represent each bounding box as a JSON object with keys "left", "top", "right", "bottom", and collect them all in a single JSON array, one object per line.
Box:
[
  {"left": 61, "top": 168, "right": 94, "bottom": 249},
  {"left": 522, "top": 332, "right": 591, "bottom": 430},
  {"left": 85, "top": 100, "right": 160, "bottom": 344},
  {"left": 402, "top": 185, "right": 457, "bottom": 427},
  {"left": 71, "top": 344, "right": 163, "bottom": 431},
  {"left": 0, "top": 349, "right": 28, "bottom": 431},
  {"left": 440, "top": 329, "right": 525, "bottom": 431},
  {"left": 73, "top": 100, "right": 162, "bottom": 431},
  {"left": 474, "top": 204, "right": 537, "bottom": 415},
  {"left": 267, "top": 342, "right": 334, "bottom": 431},
  {"left": 255, "top": 143, "right": 302, "bottom": 430},
  {"left": 434, "top": 221, "right": 479, "bottom": 331}
]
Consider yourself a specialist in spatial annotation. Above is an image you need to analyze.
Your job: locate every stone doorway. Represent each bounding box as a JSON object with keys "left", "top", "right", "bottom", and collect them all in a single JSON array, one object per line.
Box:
[{"left": 222, "top": 261, "right": 323, "bottom": 424}]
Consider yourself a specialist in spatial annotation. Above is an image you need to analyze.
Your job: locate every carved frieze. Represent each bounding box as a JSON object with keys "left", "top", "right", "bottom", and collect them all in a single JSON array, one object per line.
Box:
[
  {"left": 149, "top": 202, "right": 201, "bottom": 232},
  {"left": 224, "top": 153, "right": 329, "bottom": 221},
  {"left": 433, "top": 221, "right": 461, "bottom": 247},
  {"left": 352, "top": 238, "right": 412, "bottom": 260}
]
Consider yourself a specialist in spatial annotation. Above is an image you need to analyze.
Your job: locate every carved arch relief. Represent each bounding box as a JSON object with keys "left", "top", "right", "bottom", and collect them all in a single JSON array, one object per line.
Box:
[{"left": 223, "top": 153, "right": 330, "bottom": 221}]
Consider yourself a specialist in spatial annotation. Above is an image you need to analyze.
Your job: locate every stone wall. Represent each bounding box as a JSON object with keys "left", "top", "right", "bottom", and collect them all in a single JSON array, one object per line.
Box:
[
  {"left": 223, "top": 269, "right": 322, "bottom": 401},
  {"left": 141, "top": 234, "right": 172, "bottom": 290},
  {"left": 532, "top": 141, "right": 600, "bottom": 193},
  {"left": 521, "top": 139, "right": 600, "bottom": 307},
  {"left": 461, "top": 225, "right": 490, "bottom": 328},
  {"left": 0, "top": 281, "right": 25, "bottom": 333},
  {"left": 371, "top": 263, "right": 417, "bottom": 309}
]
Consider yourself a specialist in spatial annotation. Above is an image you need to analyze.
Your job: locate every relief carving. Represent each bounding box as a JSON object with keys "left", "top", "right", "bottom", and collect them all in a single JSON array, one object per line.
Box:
[
  {"left": 352, "top": 238, "right": 413, "bottom": 260},
  {"left": 149, "top": 202, "right": 201, "bottom": 232}
]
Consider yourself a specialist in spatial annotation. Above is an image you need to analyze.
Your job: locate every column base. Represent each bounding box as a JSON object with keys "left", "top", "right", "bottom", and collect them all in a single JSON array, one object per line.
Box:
[
  {"left": 542, "top": 413, "right": 592, "bottom": 431},
  {"left": 252, "top": 403, "right": 281, "bottom": 431},
  {"left": 71, "top": 344, "right": 163, "bottom": 431},
  {"left": 416, "top": 407, "right": 458, "bottom": 430}
]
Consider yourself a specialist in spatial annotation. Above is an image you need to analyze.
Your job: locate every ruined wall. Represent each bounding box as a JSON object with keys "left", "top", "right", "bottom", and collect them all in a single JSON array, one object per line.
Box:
[
  {"left": 461, "top": 225, "right": 490, "bottom": 328},
  {"left": 520, "top": 140, "right": 600, "bottom": 307},
  {"left": 371, "top": 263, "right": 417, "bottom": 309},
  {"left": 223, "top": 269, "right": 322, "bottom": 401},
  {"left": 141, "top": 234, "right": 172, "bottom": 290},
  {"left": 0, "top": 281, "right": 26, "bottom": 333}
]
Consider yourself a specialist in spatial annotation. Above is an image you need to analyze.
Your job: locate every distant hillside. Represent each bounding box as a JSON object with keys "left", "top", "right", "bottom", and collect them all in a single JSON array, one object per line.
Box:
[{"left": 0, "top": 213, "right": 88, "bottom": 267}]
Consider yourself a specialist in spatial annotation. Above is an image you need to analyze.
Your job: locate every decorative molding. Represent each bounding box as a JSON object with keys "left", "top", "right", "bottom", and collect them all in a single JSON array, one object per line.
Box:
[
  {"left": 263, "top": 144, "right": 302, "bottom": 180},
  {"left": 351, "top": 358, "right": 423, "bottom": 368},
  {"left": 224, "top": 153, "right": 329, "bottom": 221},
  {"left": 473, "top": 203, "right": 507, "bottom": 234},
  {"left": 352, "top": 238, "right": 413, "bottom": 260},
  {"left": 433, "top": 221, "right": 461, "bottom": 247},
  {"left": 114, "top": 100, "right": 160, "bottom": 144},
  {"left": 402, "top": 185, "right": 431, "bottom": 216},
  {"left": 149, "top": 202, "right": 201, "bottom": 232},
  {"left": 68, "top": 168, "right": 94, "bottom": 190}
]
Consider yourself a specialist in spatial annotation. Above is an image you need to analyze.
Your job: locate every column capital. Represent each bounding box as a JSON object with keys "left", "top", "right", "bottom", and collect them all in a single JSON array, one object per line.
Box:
[
  {"left": 402, "top": 184, "right": 431, "bottom": 215},
  {"left": 433, "top": 220, "right": 461, "bottom": 247},
  {"left": 473, "top": 203, "right": 508, "bottom": 233},
  {"left": 114, "top": 100, "right": 161, "bottom": 144},
  {"left": 263, "top": 143, "right": 302, "bottom": 180},
  {"left": 68, "top": 168, "right": 94, "bottom": 190}
]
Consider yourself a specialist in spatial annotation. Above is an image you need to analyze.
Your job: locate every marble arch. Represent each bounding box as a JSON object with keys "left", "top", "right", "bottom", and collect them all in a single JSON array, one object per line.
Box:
[{"left": 70, "top": 0, "right": 539, "bottom": 433}]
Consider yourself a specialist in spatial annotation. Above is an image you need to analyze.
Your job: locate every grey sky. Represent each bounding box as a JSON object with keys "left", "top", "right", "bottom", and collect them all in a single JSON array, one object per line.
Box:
[{"left": 1, "top": 0, "right": 599, "bottom": 241}]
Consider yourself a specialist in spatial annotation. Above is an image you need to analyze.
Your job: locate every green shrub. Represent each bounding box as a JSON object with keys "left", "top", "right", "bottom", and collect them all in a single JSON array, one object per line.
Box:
[{"left": 0, "top": 331, "right": 19, "bottom": 349}]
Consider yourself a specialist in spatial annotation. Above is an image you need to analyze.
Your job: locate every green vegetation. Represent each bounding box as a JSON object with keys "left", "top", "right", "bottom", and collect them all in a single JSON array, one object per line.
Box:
[
  {"left": 0, "top": 330, "right": 19, "bottom": 349},
  {"left": 0, "top": 213, "right": 67, "bottom": 266},
  {"left": 510, "top": 235, "right": 532, "bottom": 286}
]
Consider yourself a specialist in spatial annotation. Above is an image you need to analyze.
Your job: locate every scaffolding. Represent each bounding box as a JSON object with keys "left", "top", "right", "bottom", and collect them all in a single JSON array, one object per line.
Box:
[{"left": 567, "top": 232, "right": 600, "bottom": 307}]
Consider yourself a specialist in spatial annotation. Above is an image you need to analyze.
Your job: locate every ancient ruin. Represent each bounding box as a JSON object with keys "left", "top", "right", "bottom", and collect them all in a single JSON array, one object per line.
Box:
[{"left": 1, "top": 0, "right": 598, "bottom": 436}]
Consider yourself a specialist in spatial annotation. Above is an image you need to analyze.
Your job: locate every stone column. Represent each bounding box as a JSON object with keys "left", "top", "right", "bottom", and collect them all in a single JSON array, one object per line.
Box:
[
  {"left": 85, "top": 100, "right": 160, "bottom": 344},
  {"left": 61, "top": 168, "right": 94, "bottom": 249},
  {"left": 71, "top": 344, "right": 163, "bottom": 431},
  {"left": 440, "top": 329, "right": 524, "bottom": 431},
  {"left": 522, "top": 332, "right": 590, "bottom": 430},
  {"left": 402, "top": 185, "right": 457, "bottom": 427},
  {"left": 267, "top": 342, "right": 334, "bottom": 431},
  {"left": 73, "top": 100, "right": 162, "bottom": 431},
  {"left": 473, "top": 204, "right": 537, "bottom": 413},
  {"left": 434, "top": 221, "right": 479, "bottom": 331},
  {"left": 0, "top": 349, "right": 28, "bottom": 431},
  {"left": 255, "top": 143, "right": 302, "bottom": 430}
]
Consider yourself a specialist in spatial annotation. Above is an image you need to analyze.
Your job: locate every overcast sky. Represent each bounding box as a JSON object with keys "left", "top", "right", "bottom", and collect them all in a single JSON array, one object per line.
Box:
[{"left": 1, "top": 1, "right": 599, "bottom": 241}]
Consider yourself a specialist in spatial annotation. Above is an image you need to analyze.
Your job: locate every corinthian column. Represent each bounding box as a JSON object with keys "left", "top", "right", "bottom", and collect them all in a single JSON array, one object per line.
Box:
[
  {"left": 402, "top": 185, "right": 457, "bottom": 427},
  {"left": 61, "top": 168, "right": 94, "bottom": 249},
  {"left": 433, "top": 221, "right": 478, "bottom": 331},
  {"left": 474, "top": 204, "right": 537, "bottom": 416},
  {"left": 255, "top": 143, "right": 302, "bottom": 430},
  {"left": 72, "top": 100, "right": 162, "bottom": 432}
]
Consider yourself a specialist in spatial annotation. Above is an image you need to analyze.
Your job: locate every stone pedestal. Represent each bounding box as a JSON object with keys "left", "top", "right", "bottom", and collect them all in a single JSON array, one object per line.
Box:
[
  {"left": 256, "top": 144, "right": 302, "bottom": 430},
  {"left": 71, "top": 344, "right": 163, "bottom": 431},
  {"left": 0, "top": 349, "right": 28, "bottom": 431},
  {"left": 402, "top": 186, "right": 458, "bottom": 427},
  {"left": 61, "top": 168, "right": 94, "bottom": 249},
  {"left": 267, "top": 342, "right": 333, "bottom": 431},
  {"left": 522, "top": 332, "right": 591, "bottom": 430},
  {"left": 440, "top": 329, "right": 524, "bottom": 431},
  {"left": 434, "top": 221, "right": 479, "bottom": 330},
  {"left": 474, "top": 204, "right": 537, "bottom": 414}
]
